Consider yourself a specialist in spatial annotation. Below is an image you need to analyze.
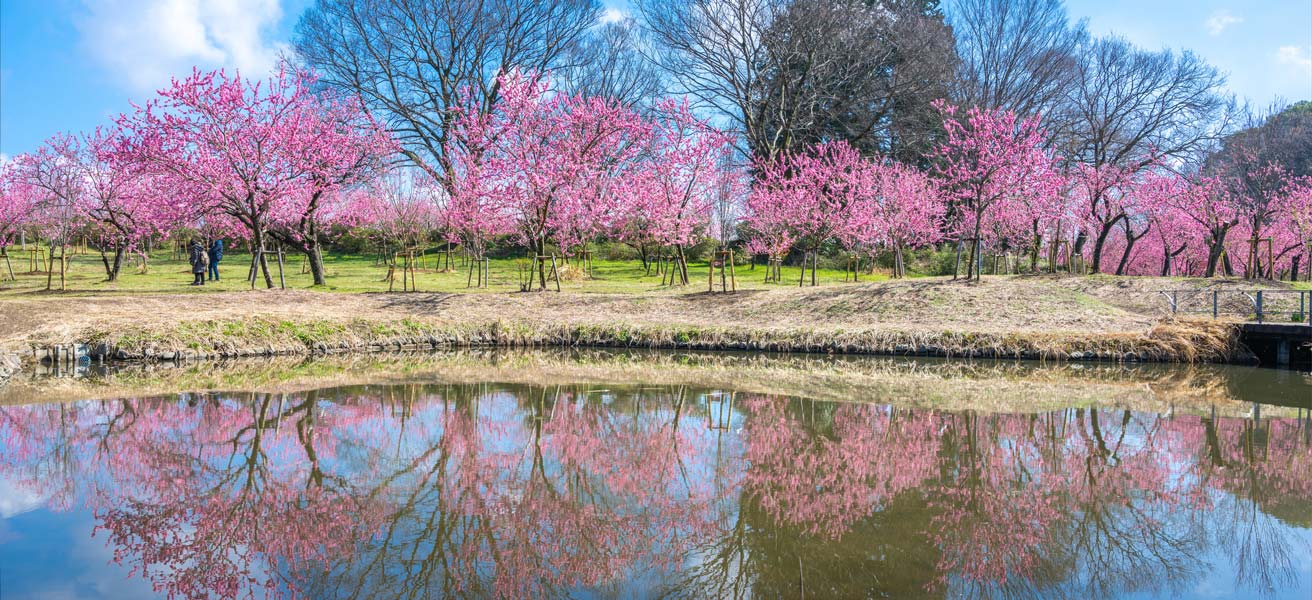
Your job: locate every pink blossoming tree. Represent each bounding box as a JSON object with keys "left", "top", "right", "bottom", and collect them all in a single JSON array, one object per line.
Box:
[{"left": 931, "top": 102, "right": 1061, "bottom": 281}]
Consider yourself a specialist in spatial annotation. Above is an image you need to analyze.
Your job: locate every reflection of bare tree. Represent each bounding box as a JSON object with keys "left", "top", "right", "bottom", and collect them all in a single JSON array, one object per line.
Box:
[{"left": 1185, "top": 413, "right": 1312, "bottom": 595}]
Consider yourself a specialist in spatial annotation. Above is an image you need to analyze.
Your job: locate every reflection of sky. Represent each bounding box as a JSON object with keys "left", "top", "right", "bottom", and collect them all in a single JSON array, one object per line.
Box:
[
  {"left": 1, "top": 509, "right": 158, "bottom": 599},
  {"left": 0, "top": 475, "right": 46, "bottom": 519},
  {"left": 1132, "top": 523, "right": 1312, "bottom": 600}
]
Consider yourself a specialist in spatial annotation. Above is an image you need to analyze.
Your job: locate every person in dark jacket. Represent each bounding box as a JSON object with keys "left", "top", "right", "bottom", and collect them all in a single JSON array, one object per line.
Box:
[
  {"left": 188, "top": 239, "right": 208, "bottom": 286},
  {"left": 207, "top": 238, "right": 224, "bottom": 281}
]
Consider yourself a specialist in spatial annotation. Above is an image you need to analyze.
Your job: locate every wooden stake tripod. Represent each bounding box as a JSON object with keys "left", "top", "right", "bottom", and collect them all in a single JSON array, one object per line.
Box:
[
  {"left": 955, "top": 237, "right": 984, "bottom": 281},
  {"left": 25, "top": 246, "right": 46, "bottom": 274},
  {"left": 798, "top": 251, "right": 820, "bottom": 287},
  {"left": 764, "top": 257, "right": 783, "bottom": 283},
  {"left": 530, "top": 254, "right": 562, "bottom": 292},
  {"left": 0, "top": 247, "right": 14, "bottom": 281},
  {"left": 248, "top": 244, "right": 288, "bottom": 290},
  {"left": 565, "top": 249, "right": 594, "bottom": 278},
  {"left": 467, "top": 255, "right": 490, "bottom": 288},
  {"left": 1048, "top": 240, "right": 1072, "bottom": 273},
  {"left": 661, "top": 253, "right": 689, "bottom": 286},
  {"left": 387, "top": 249, "right": 419, "bottom": 292},
  {"left": 1246, "top": 237, "right": 1274, "bottom": 279},
  {"left": 45, "top": 244, "right": 69, "bottom": 291},
  {"left": 844, "top": 256, "right": 862, "bottom": 282},
  {"left": 708, "top": 250, "right": 737, "bottom": 293},
  {"left": 990, "top": 253, "right": 1014, "bottom": 275},
  {"left": 439, "top": 242, "right": 457, "bottom": 272}
]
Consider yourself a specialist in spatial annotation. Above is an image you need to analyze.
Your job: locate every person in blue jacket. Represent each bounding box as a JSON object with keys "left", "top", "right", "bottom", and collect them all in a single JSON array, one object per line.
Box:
[{"left": 207, "top": 238, "right": 224, "bottom": 282}]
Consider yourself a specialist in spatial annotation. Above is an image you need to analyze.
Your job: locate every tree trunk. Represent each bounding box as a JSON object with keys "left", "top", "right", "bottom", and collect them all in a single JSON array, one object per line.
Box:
[
  {"left": 1090, "top": 215, "right": 1123, "bottom": 275},
  {"left": 1115, "top": 237, "right": 1136, "bottom": 276},
  {"left": 676, "top": 245, "right": 689, "bottom": 285},
  {"left": 108, "top": 245, "right": 125, "bottom": 282},
  {"left": 306, "top": 242, "right": 327, "bottom": 286},
  {"left": 535, "top": 237, "right": 548, "bottom": 291},
  {"left": 252, "top": 227, "right": 274, "bottom": 289},
  {"left": 1203, "top": 227, "right": 1232, "bottom": 277},
  {"left": 99, "top": 243, "right": 126, "bottom": 282},
  {"left": 1030, "top": 220, "right": 1041, "bottom": 273}
]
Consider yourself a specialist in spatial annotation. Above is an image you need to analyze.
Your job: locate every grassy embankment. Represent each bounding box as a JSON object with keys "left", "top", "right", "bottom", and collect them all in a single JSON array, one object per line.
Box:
[{"left": 0, "top": 247, "right": 1305, "bottom": 367}]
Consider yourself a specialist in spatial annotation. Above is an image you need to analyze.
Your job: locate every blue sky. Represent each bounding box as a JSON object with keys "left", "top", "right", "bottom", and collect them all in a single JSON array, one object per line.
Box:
[{"left": 2, "top": 0, "right": 1309, "bottom": 157}]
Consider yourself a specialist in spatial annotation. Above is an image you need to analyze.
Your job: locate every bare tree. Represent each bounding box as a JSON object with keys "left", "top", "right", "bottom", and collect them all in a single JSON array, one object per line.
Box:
[
  {"left": 559, "top": 19, "right": 664, "bottom": 108},
  {"left": 294, "top": 0, "right": 601, "bottom": 190},
  {"left": 636, "top": 0, "right": 954, "bottom": 162},
  {"left": 1065, "top": 36, "right": 1232, "bottom": 272},
  {"left": 947, "top": 0, "right": 1087, "bottom": 119}
]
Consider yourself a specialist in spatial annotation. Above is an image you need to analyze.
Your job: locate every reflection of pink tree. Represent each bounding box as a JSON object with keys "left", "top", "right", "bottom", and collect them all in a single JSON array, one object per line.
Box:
[
  {"left": 0, "top": 394, "right": 388, "bottom": 599},
  {"left": 1168, "top": 413, "right": 1312, "bottom": 592},
  {"left": 5, "top": 388, "right": 1311, "bottom": 599},
  {"left": 292, "top": 385, "right": 738, "bottom": 599},
  {"left": 741, "top": 397, "right": 942, "bottom": 537},
  {"left": 930, "top": 413, "right": 1065, "bottom": 586}
]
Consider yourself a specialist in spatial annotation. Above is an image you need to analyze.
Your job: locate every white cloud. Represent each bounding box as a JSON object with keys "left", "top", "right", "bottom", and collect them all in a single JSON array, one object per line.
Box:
[
  {"left": 599, "top": 7, "right": 628, "bottom": 24},
  {"left": 75, "top": 0, "right": 289, "bottom": 94},
  {"left": 0, "top": 476, "right": 47, "bottom": 518},
  {"left": 1276, "top": 45, "right": 1312, "bottom": 69},
  {"left": 1204, "top": 10, "right": 1243, "bottom": 36}
]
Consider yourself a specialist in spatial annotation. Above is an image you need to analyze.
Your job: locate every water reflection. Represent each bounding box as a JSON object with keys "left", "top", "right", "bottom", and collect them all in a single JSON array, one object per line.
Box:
[{"left": 1, "top": 383, "right": 1309, "bottom": 599}]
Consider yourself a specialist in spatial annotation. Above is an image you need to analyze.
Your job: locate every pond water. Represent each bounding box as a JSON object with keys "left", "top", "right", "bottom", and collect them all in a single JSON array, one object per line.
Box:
[{"left": 1, "top": 360, "right": 1310, "bottom": 599}]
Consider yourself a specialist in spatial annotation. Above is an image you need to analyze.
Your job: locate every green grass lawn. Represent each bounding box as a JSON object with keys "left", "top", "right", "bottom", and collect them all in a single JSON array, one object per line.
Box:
[{"left": 0, "top": 247, "right": 885, "bottom": 296}]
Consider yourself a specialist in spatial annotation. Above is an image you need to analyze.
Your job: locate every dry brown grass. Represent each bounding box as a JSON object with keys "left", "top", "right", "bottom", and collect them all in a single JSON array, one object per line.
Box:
[{"left": 0, "top": 275, "right": 1279, "bottom": 365}]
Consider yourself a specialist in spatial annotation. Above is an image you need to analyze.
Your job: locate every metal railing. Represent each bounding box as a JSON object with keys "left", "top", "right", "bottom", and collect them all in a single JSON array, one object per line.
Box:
[{"left": 1154, "top": 289, "right": 1310, "bottom": 324}]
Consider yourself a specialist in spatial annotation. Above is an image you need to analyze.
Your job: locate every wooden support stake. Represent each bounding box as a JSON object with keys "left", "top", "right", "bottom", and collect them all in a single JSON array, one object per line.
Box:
[{"left": 276, "top": 246, "right": 286, "bottom": 290}]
